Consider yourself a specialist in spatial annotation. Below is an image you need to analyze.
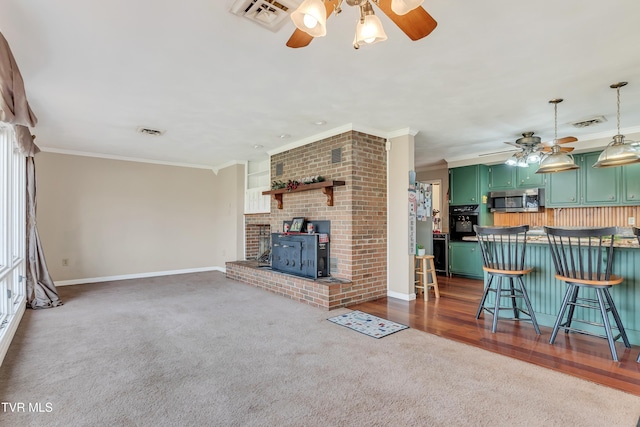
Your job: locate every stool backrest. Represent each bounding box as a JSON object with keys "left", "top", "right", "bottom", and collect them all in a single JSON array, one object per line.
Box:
[
  {"left": 544, "top": 226, "right": 617, "bottom": 281},
  {"left": 474, "top": 225, "right": 529, "bottom": 271},
  {"left": 634, "top": 227, "right": 640, "bottom": 245}
]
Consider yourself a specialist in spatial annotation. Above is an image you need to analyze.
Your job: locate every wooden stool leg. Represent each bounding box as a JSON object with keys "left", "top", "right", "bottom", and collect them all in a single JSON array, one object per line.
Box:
[
  {"left": 421, "top": 257, "right": 428, "bottom": 302},
  {"left": 429, "top": 258, "right": 440, "bottom": 299}
]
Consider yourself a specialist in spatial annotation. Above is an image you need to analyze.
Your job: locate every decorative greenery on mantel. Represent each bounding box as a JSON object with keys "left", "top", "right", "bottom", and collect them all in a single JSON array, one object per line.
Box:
[
  {"left": 271, "top": 175, "right": 326, "bottom": 191},
  {"left": 262, "top": 179, "right": 345, "bottom": 209}
]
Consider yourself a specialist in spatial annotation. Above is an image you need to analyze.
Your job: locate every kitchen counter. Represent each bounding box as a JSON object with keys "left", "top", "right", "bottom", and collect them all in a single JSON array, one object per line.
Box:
[{"left": 462, "top": 228, "right": 639, "bottom": 248}]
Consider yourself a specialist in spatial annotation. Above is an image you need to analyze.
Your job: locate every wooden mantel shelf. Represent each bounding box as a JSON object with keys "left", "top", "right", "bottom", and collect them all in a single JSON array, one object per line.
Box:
[{"left": 262, "top": 180, "right": 346, "bottom": 209}]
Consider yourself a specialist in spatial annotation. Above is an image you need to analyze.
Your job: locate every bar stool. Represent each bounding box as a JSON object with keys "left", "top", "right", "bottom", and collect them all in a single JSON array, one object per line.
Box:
[
  {"left": 545, "top": 226, "right": 631, "bottom": 361},
  {"left": 415, "top": 255, "right": 440, "bottom": 301},
  {"left": 474, "top": 225, "right": 540, "bottom": 334}
]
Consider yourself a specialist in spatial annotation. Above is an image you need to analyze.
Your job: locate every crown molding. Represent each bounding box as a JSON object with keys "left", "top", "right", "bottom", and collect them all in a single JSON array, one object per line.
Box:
[{"left": 38, "top": 146, "right": 217, "bottom": 171}]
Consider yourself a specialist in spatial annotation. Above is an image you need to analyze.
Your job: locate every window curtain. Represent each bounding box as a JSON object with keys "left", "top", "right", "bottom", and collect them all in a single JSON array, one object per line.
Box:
[{"left": 1, "top": 31, "right": 62, "bottom": 308}]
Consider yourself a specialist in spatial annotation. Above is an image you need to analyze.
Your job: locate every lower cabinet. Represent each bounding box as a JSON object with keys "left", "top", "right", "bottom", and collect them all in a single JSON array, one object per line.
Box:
[{"left": 449, "top": 241, "right": 483, "bottom": 279}]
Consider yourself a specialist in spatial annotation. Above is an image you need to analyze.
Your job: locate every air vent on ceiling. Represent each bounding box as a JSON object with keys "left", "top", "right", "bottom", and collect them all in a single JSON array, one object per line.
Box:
[
  {"left": 569, "top": 116, "right": 607, "bottom": 128},
  {"left": 229, "top": 0, "right": 298, "bottom": 32},
  {"left": 137, "top": 127, "right": 165, "bottom": 136}
]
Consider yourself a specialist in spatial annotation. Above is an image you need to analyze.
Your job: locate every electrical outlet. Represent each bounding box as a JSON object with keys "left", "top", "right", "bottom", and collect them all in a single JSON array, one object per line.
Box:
[
  {"left": 629, "top": 217, "right": 636, "bottom": 226},
  {"left": 62, "top": 258, "right": 69, "bottom": 267}
]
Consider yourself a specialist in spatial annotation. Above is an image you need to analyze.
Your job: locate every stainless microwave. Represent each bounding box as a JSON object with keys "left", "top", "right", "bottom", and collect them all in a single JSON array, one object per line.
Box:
[{"left": 488, "top": 188, "right": 545, "bottom": 213}]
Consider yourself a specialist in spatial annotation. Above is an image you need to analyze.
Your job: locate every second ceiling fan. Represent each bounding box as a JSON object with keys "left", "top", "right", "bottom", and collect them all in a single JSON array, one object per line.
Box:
[
  {"left": 504, "top": 99, "right": 578, "bottom": 168},
  {"left": 286, "top": 0, "right": 437, "bottom": 49}
]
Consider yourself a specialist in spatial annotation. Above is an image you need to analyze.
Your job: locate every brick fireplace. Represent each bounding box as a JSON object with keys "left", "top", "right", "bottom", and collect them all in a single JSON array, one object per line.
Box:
[{"left": 226, "top": 130, "right": 388, "bottom": 310}]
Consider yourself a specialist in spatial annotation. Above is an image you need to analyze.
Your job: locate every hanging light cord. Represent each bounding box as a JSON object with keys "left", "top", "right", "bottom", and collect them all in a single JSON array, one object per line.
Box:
[
  {"left": 616, "top": 85, "right": 621, "bottom": 135},
  {"left": 554, "top": 102, "right": 558, "bottom": 142}
]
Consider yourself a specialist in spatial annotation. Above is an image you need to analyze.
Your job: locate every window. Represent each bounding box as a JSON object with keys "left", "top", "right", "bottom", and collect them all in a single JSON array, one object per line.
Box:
[{"left": 0, "top": 125, "right": 26, "bottom": 346}]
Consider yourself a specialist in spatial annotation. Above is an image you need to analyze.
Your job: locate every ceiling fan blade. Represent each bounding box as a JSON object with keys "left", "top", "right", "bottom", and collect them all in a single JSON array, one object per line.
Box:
[
  {"left": 286, "top": 29, "right": 314, "bottom": 48},
  {"left": 541, "top": 146, "right": 575, "bottom": 153},
  {"left": 542, "top": 136, "right": 578, "bottom": 147},
  {"left": 375, "top": 0, "right": 437, "bottom": 41},
  {"left": 504, "top": 141, "right": 522, "bottom": 148},
  {"left": 286, "top": 0, "right": 339, "bottom": 48},
  {"left": 556, "top": 136, "right": 578, "bottom": 145}
]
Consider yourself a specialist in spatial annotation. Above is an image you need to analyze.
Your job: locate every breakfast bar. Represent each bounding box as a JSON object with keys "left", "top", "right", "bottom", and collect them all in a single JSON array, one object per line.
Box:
[{"left": 483, "top": 229, "right": 640, "bottom": 345}]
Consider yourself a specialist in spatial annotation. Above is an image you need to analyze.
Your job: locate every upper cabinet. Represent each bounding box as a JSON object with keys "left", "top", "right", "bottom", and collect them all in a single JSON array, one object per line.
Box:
[
  {"left": 487, "top": 164, "right": 514, "bottom": 191},
  {"left": 545, "top": 151, "right": 640, "bottom": 207},
  {"left": 487, "top": 163, "right": 545, "bottom": 191},
  {"left": 581, "top": 152, "right": 619, "bottom": 205},
  {"left": 546, "top": 165, "right": 581, "bottom": 207},
  {"left": 516, "top": 166, "right": 545, "bottom": 188},
  {"left": 245, "top": 159, "right": 271, "bottom": 214},
  {"left": 622, "top": 162, "right": 640, "bottom": 204},
  {"left": 449, "top": 165, "right": 488, "bottom": 205}
]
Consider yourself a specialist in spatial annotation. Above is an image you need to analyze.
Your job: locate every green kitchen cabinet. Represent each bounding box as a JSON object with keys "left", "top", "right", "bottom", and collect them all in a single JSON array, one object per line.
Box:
[
  {"left": 545, "top": 156, "right": 581, "bottom": 207},
  {"left": 449, "top": 165, "right": 489, "bottom": 205},
  {"left": 488, "top": 164, "right": 545, "bottom": 191},
  {"left": 449, "top": 241, "right": 483, "bottom": 279},
  {"left": 581, "top": 152, "right": 620, "bottom": 205},
  {"left": 515, "top": 165, "right": 545, "bottom": 188},
  {"left": 622, "top": 162, "right": 640, "bottom": 205},
  {"left": 487, "top": 164, "right": 515, "bottom": 190}
]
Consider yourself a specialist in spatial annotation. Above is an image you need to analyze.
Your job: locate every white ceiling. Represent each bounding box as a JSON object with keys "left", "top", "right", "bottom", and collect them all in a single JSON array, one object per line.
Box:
[{"left": 2, "top": 0, "right": 640, "bottom": 170}]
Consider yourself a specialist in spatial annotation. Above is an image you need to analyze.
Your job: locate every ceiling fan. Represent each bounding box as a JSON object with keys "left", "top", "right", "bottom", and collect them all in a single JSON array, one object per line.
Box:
[
  {"left": 286, "top": 0, "right": 437, "bottom": 49},
  {"left": 503, "top": 131, "right": 577, "bottom": 166},
  {"left": 502, "top": 100, "right": 578, "bottom": 167}
]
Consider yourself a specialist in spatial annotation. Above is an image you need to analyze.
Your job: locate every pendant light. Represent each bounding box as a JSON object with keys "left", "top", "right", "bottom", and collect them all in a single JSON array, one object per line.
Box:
[
  {"left": 391, "top": 0, "right": 424, "bottom": 15},
  {"left": 536, "top": 99, "right": 580, "bottom": 174},
  {"left": 592, "top": 82, "right": 640, "bottom": 168},
  {"left": 291, "top": 0, "right": 327, "bottom": 38}
]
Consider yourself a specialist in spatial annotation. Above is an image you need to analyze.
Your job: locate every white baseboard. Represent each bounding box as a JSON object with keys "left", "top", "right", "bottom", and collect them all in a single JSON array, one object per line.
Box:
[
  {"left": 54, "top": 266, "right": 226, "bottom": 286},
  {"left": 387, "top": 290, "right": 416, "bottom": 301}
]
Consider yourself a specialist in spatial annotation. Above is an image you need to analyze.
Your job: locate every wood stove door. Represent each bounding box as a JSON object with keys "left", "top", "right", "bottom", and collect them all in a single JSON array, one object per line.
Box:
[{"left": 272, "top": 240, "right": 302, "bottom": 274}]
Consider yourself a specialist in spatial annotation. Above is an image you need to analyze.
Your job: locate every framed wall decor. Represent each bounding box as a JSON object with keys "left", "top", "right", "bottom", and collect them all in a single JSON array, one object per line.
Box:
[{"left": 290, "top": 217, "right": 305, "bottom": 233}]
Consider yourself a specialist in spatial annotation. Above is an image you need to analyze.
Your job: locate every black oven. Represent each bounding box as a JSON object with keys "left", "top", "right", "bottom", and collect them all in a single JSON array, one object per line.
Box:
[{"left": 449, "top": 205, "right": 479, "bottom": 241}]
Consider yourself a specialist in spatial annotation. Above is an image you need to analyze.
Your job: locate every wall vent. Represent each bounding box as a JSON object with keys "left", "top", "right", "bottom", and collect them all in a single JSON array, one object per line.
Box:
[
  {"left": 331, "top": 148, "right": 342, "bottom": 164},
  {"left": 570, "top": 116, "right": 607, "bottom": 128},
  {"left": 276, "top": 162, "right": 283, "bottom": 176},
  {"left": 137, "top": 127, "right": 165, "bottom": 136},
  {"left": 229, "top": 0, "right": 298, "bottom": 32}
]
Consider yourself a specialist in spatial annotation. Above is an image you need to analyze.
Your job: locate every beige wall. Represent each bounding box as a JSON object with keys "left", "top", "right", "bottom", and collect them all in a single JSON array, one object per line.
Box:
[
  {"left": 35, "top": 152, "right": 245, "bottom": 282},
  {"left": 387, "top": 133, "right": 415, "bottom": 299}
]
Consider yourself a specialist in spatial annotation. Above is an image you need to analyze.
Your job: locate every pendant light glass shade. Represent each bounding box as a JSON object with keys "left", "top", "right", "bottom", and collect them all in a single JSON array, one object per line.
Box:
[
  {"left": 291, "top": 0, "right": 327, "bottom": 37},
  {"left": 535, "top": 98, "right": 579, "bottom": 174},
  {"left": 391, "top": 0, "right": 424, "bottom": 15},
  {"left": 535, "top": 150, "right": 580, "bottom": 174},
  {"left": 592, "top": 135, "right": 640, "bottom": 167},
  {"left": 355, "top": 14, "right": 387, "bottom": 45},
  {"left": 593, "top": 83, "right": 640, "bottom": 168}
]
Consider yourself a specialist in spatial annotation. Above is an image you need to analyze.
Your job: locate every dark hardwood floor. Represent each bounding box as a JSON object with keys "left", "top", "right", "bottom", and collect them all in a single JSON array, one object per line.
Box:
[{"left": 348, "top": 274, "right": 640, "bottom": 397}]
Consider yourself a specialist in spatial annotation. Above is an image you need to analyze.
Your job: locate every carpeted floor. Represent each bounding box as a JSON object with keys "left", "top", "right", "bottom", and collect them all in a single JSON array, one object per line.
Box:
[{"left": 1, "top": 271, "right": 639, "bottom": 426}]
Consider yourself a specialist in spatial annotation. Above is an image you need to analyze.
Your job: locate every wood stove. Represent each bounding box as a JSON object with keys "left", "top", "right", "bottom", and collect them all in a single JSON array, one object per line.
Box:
[{"left": 271, "top": 220, "right": 330, "bottom": 279}]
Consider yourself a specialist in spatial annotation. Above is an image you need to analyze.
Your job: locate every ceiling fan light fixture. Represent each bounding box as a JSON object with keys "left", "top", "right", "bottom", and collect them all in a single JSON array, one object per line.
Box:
[
  {"left": 593, "top": 82, "right": 640, "bottom": 168},
  {"left": 355, "top": 3, "right": 387, "bottom": 45},
  {"left": 505, "top": 154, "right": 518, "bottom": 166},
  {"left": 526, "top": 151, "right": 541, "bottom": 164},
  {"left": 391, "top": 0, "right": 424, "bottom": 15},
  {"left": 291, "top": 0, "right": 327, "bottom": 37}
]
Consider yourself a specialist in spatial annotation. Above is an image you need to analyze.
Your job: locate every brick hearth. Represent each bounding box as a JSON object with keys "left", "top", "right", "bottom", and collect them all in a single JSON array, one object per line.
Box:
[{"left": 225, "top": 261, "right": 356, "bottom": 310}]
